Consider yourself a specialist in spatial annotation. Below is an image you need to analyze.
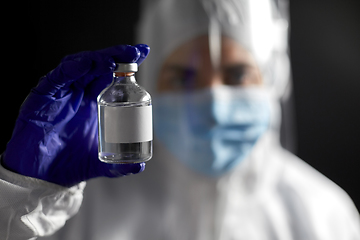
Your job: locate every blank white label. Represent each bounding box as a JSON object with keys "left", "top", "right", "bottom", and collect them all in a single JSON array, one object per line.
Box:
[{"left": 104, "top": 105, "right": 153, "bottom": 143}]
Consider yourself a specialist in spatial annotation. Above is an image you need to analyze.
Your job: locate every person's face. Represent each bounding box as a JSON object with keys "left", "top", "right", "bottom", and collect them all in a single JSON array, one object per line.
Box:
[{"left": 157, "top": 35, "right": 263, "bottom": 93}]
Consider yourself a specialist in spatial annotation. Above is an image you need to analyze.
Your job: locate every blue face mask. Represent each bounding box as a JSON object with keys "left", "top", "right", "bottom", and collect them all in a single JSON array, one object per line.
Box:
[{"left": 153, "top": 86, "right": 270, "bottom": 177}]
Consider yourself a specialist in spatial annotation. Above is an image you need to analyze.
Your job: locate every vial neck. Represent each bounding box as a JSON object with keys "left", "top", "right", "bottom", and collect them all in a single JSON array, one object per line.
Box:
[
  {"left": 113, "top": 72, "right": 136, "bottom": 84},
  {"left": 115, "top": 72, "right": 135, "bottom": 77}
]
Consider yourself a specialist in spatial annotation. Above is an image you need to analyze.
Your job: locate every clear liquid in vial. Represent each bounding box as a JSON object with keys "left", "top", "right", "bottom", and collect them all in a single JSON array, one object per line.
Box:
[{"left": 98, "top": 101, "right": 152, "bottom": 164}]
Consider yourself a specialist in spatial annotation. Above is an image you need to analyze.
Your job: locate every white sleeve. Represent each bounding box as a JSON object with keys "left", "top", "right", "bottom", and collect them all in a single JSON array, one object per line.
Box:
[
  {"left": 280, "top": 155, "right": 360, "bottom": 240},
  {"left": 0, "top": 162, "right": 85, "bottom": 240}
]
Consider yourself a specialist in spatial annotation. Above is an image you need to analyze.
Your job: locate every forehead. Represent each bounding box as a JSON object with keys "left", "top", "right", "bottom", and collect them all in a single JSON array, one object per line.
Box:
[{"left": 163, "top": 35, "right": 257, "bottom": 67}]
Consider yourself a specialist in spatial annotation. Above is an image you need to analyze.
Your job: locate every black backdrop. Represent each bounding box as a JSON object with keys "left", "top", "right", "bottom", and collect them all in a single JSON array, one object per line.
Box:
[{"left": 3, "top": 0, "right": 359, "bottom": 210}]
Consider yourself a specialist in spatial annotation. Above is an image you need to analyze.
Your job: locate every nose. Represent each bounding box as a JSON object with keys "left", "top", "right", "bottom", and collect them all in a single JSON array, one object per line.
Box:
[{"left": 200, "top": 72, "right": 223, "bottom": 89}]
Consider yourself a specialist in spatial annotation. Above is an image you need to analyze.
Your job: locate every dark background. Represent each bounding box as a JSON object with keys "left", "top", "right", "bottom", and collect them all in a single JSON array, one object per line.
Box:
[{"left": 3, "top": 0, "right": 359, "bottom": 210}]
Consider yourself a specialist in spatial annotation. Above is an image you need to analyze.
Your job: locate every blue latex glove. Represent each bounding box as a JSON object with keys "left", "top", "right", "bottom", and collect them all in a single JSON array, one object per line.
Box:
[{"left": 2, "top": 44, "right": 150, "bottom": 187}]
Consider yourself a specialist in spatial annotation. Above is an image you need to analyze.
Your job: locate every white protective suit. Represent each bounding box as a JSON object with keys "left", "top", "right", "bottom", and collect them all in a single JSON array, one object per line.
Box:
[{"left": 1, "top": 0, "right": 359, "bottom": 239}]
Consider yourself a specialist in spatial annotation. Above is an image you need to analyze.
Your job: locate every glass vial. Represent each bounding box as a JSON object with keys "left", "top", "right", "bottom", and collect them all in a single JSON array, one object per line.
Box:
[{"left": 97, "top": 63, "right": 153, "bottom": 163}]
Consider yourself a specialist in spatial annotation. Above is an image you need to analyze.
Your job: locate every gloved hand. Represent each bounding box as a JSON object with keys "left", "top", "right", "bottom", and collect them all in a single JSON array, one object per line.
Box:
[{"left": 2, "top": 44, "right": 150, "bottom": 187}]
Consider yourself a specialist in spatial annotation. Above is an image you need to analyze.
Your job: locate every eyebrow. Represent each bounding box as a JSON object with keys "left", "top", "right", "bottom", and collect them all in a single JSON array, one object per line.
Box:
[
  {"left": 165, "top": 63, "right": 252, "bottom": 72},
  {"left": 164, "top": 64, "right": 196, "bottom": 73},
  {"left": 223, "top": 63, "right": 252, "bottom": 72}
]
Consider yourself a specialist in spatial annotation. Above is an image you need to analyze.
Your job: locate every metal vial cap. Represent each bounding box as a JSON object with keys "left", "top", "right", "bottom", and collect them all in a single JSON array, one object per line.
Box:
[{"left": 114, "top": 63, "right": 138, "bottom": 73}]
